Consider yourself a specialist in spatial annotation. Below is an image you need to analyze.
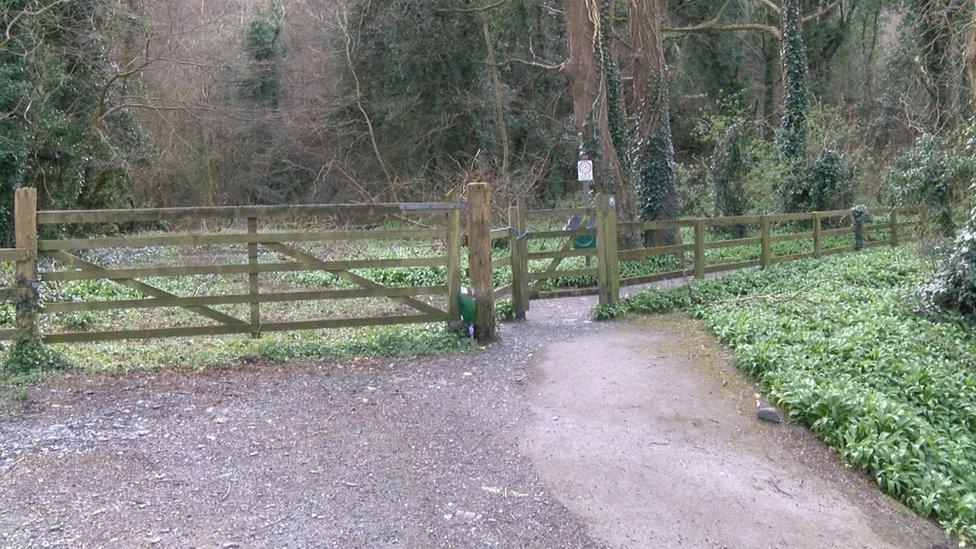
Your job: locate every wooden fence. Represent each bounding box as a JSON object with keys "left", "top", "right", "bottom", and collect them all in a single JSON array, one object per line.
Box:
[
  {"left": 1, "top": 188, "right": 479, "bottom": 344},
  {"left": 0, "top": 185, "right": 925, "bottom": 349},
  {"left": 494, "top": 194, "right": 924, "bottom": 316}
]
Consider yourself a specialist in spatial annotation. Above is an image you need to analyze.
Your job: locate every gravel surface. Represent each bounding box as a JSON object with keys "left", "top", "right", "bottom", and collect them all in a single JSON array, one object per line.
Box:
[
  {"left": 0, "top": 298, "right": 600, "bottom": 547},
  {"left": 0, "top": 288, "right": 949, "bottom": 547}
]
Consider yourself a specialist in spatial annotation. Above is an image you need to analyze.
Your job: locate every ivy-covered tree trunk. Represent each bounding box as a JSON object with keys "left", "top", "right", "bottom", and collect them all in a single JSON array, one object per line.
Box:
[
  {"left": 759, "top": 32, "right": 778, "bottom": 132},
  {"left": 923, "top": 203, "right": 976, "bottom": 318},
  {"left": 779, "top": 0, "right": 808, "bottom": 163},
  {"left": 778, "top": 0, "right": 810, "bottom": 212},
  {"left": 630, "top": 0, "right": 681, "bottom": 245},
  {"left": 562, "top": 0, "right": 633, "bottom": 213},
  {"left": 712, "top": 123, "right": 747, "bottom": 237}
]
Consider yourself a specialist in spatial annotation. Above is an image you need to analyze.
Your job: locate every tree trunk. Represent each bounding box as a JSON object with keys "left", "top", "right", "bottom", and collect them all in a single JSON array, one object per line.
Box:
[
  {"left": 629, "top": 0, "right": 680, "bottom": 246},
  {"left": 563, "top": 0, "right": 600, "bottom": 132},
  {"left": 779, "top": 0, "right": 808, "bottom": 164},
  {"left": 563, "top": 0, "right": 632, "bottom": 213},
  {"left": 966, "top": 8, "right": 976, "bottom": 103},
  {"left": 778, "top": 0, "right": 810, "bottom": 213},
  {"left": 760, "top": 32, "right": 778, "bottom": 134},
  {"left": 595, "top": 0, "right": 634, "bottom": 218},
  {"left": 479, "top": 11, "right": 510, "bottom": 180}
]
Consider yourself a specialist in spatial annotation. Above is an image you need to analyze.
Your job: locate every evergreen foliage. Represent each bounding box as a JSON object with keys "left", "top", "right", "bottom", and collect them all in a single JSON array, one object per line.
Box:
[
  {"left": 922, "top": 201, "right": 976, "bottom": 320},
  {"left": 884, "top": 134, "right": 976, "bottom": 237},
  {"left": 3, "top": 340, "right": 74, "bottom": 374},
  {"left": 636, "top": 105, "right": 681, "bottom": 239},
  {"left": 0, "top": 0, "right": 148, "bottom": 242},
  {"left": 808, "top": 149, "right": 854, "bottom": 211},
  {"left": 240, "top": 2, "right": 285, "bottom": 106}
]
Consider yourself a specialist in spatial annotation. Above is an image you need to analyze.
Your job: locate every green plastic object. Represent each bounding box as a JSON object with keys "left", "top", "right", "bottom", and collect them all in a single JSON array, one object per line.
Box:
[
  {"left": 574, "top": 234, "right": 596, "bottom": 249},
  {"left": 459, "top": 288, "right": 476, "bottom": 326},
  {"left": 567, "top": 214, "right": 596, "bottom": 249}
]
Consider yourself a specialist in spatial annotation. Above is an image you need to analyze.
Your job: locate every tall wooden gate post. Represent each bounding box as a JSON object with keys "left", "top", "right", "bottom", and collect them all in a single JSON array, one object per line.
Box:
[
  {"left": 760, "top": 215, "right": 771, "bottom": 269},
  {"left": 595, "top": 194, "right": 619, "bottom": 307},
  {"left": 812, "top": 212, "right": 822, "bottom": 257},
  {"left": 890, "top": 208, "right": 899, "bottom": 246},
  {"left": 466, "top": 182, "right": 496, "bottom": 342},
  {"left": 14, "top": 187, "right": 39, "bottom": 342},
  {"left": 446, "top": 204, "right": 463, "bottom": 331},
  {"left": 247, "top": 217, "right": 261, "bottom": 338},
  {"left": 693, "top": 219, "right": 706, "bottom": 280},
  {"left": 509, "top": 198, "right": 529, "bottom": 320}
]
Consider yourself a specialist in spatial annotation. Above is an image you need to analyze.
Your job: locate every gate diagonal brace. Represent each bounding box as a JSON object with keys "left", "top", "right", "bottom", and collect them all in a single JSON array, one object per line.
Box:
[
  {"left": 261, "top": 242, "right": 445, "bottom": 317},
  {"left": 45, "top": 251, "right": 247, "bottom": 327},
  {"left": 532, "top": 213, "right": 592, "bottom": 291}
]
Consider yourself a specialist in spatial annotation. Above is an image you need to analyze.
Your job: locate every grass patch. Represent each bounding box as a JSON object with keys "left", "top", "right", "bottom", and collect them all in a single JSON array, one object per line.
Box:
[
  {"left": 0, "top": 324, "right": 473, "bottom": 401},
  {"left": 601, "top": 245, "right": 976, "bottom": 539},
  {"left": 50, "top": 323, "right": 473, "bottom": 374}
]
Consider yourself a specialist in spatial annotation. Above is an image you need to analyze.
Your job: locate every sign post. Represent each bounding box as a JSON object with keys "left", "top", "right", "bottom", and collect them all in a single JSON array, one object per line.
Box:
[
  {"left": 577, "top": 151, "right": 593, "bottom": 198},
  {"left": 578, "top": 151, "right": 595, "bottom": 268}
]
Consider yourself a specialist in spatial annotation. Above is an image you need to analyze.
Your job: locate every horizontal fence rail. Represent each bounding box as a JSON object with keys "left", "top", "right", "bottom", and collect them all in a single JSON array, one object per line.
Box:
[{"left": 36, "top": 202, "right": 464, "bottom": 225}]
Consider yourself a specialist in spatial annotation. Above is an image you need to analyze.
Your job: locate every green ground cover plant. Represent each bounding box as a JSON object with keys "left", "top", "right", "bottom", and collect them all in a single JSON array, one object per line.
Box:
[{"left": 595, "top": 246, "right": 976, "bottom": 539}]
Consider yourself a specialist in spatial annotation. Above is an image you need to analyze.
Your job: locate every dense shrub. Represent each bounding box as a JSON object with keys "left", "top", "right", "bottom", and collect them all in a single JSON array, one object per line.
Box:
[
  {"left": 884, "top": 134, "right": 976, "bottom": 237},
  {"left": 0, "top": 1, "right": 148, "bottom": 243},
  {"left": 3, "top": 341, "right": 74, "bottom": 374},
  {"left": 809, "top": 150, "right": 854, "bottom": 211},
  {"left": 922, "top": 204, "right": 976, "bottom": 319}
]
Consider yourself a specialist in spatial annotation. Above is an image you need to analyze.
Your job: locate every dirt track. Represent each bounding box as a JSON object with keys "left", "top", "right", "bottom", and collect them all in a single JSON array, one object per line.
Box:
[{"left": 0, "top": 294, "right": 947, "bottom": 547}]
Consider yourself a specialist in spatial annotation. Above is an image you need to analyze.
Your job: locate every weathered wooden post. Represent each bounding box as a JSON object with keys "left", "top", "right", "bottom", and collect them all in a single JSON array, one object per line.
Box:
[
  {"left": 14, "top": 187, "right": 39, "bottom": 343},
  {"left": 446, "top": 202, "right": 463, "bottom": 331},
  {"left": 852, "top": 205, "right": 867, "bottom": 251},
  {"left": 466, "top": 182, "right": 495, "bottom": 343},
  {"left": 606, "top": 196, "right": 619, "bottom": 305},
  {"left": 247, "top": 217, "right": 261, "bottom": 338},
  {"left": 812, "top": 212, "right": 822, "bottom": 258},
  {"left": 760, "top": 215, "right": 771, "bottom": 269},
  {"left": 509, "top": 198, "right": 529, "bottom": 320},
  {"left": 890, "top": 208, "right": 899, "bottom": 246},
  {"left": 693, "top": 219, "right": 706, "bottom": 280},
  {"left": 595, "top": 194, "right": 619, "bottom": 307}
]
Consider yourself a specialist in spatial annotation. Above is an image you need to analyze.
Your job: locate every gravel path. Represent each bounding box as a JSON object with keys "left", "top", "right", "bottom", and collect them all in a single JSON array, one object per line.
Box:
[
  {"left": 522, "top": 315, "right": 946, "bottom": 547},
  {"left": 0, "top": 291, "right": 948, "bottom": 547}
]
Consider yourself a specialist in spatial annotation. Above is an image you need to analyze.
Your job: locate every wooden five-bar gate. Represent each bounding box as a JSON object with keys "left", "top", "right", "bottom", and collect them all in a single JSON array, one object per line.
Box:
[{"left": 0, "top": 184, "right": 923, "bottom": 348}]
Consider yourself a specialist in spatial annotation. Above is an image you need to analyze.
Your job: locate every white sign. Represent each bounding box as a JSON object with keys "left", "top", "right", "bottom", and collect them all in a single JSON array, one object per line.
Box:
[{"left": 577, "top": 159, "right": 593, "bottom": 182}]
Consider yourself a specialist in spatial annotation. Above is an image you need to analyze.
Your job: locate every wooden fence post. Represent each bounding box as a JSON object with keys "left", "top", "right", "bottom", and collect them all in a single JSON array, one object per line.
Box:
[
  {"left": 890, "top": 209, "right": 899, "bottom": 246},
  {"left": 760, "top": 215, "right": 771, "bottom": 269},
  {"left": 693, "top": 219, "right": 706, "bottom": 280},
  {"left": 509, "top": 198, "right": 529, "bottom": 320},
  {"left": 446, "top": 204, "right": 463, "bottom": 331},
  {"left": 247, "top": 217, "right": 261, "bottom": 338},
  {"left": 595, "top": 194, "right": 620, "bottom": 307},
  {"left": 812, "top": 212, "right": 822, "bottom": 258},
  {"left": 606, "top": 196, "right": 619, "bottom": 305},
  {"left": 14, "top": 187, "right": 39, "bottom": 343},
  {"left": 852, "top": 206, "right": 867, "bottom": 251},
  {"left": 466, "top": 182, "right": 495, "bottom": 343}
]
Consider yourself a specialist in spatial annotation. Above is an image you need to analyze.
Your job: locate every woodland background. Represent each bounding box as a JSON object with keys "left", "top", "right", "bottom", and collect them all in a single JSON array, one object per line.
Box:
[{"left": 1, "top": 0, "right": 975, "bottom": 240}]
